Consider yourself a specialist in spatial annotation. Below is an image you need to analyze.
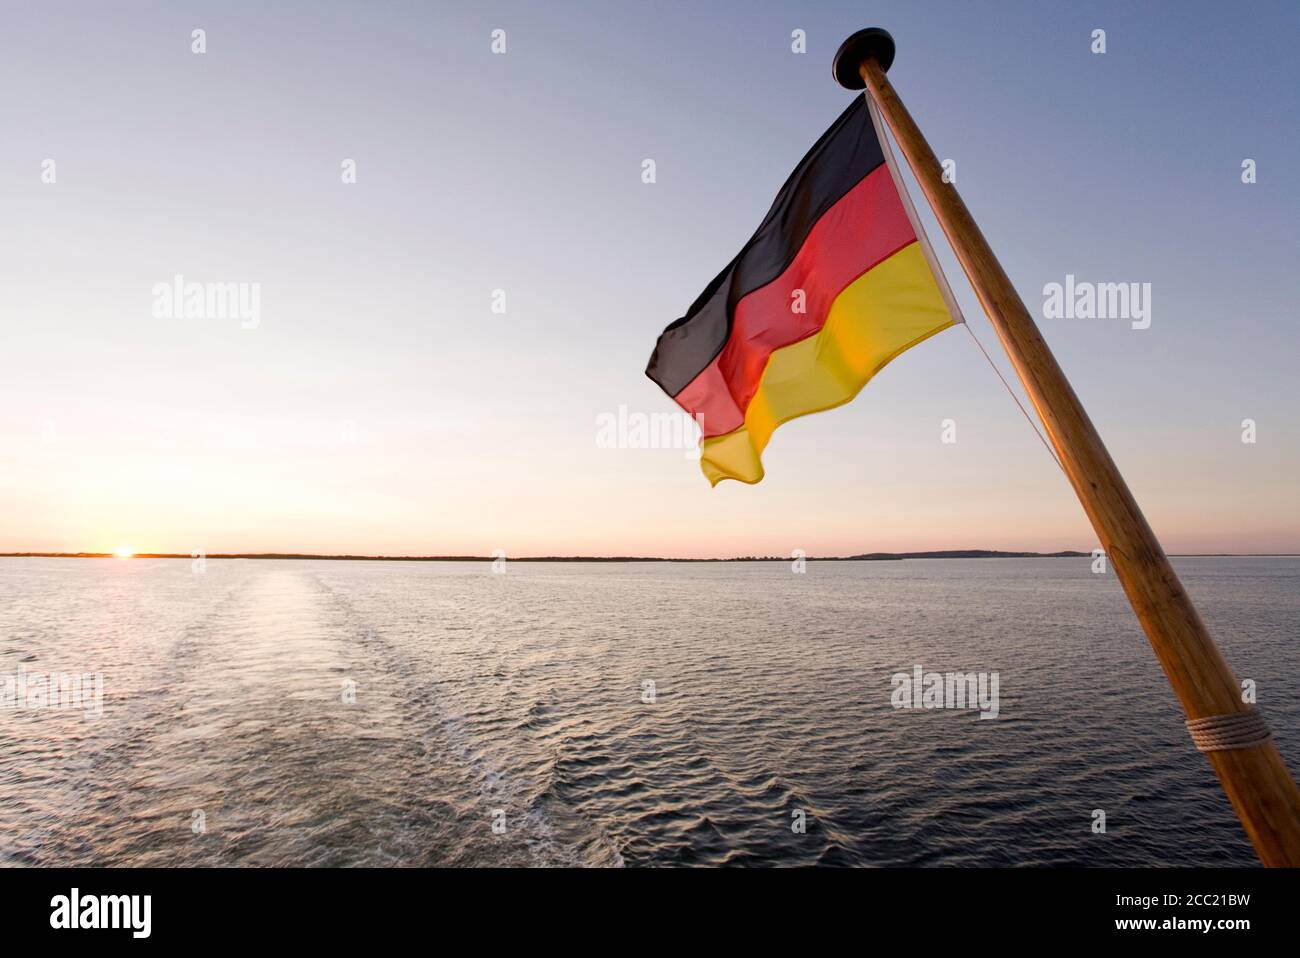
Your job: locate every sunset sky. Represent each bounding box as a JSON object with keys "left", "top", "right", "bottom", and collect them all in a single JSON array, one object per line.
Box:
[{"left": 2, "top": 0, "right": 1297, "bottom": 557}]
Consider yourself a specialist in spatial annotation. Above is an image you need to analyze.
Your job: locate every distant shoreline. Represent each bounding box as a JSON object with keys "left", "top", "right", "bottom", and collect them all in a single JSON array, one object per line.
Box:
[{"left": 1, "top": 551, "right": 1295, "bottom": 562}]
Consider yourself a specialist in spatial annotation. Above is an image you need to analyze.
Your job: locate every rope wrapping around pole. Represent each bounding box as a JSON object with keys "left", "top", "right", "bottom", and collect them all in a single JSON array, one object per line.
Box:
[{"left": 1187, "top": 708, "right": 1273, "bottom": 753}]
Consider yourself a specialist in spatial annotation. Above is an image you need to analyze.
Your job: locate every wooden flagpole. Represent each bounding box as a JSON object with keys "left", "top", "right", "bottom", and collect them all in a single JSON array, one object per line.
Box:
[{"left": 834, "top": 28, "right": 1300, "bottom": 866}]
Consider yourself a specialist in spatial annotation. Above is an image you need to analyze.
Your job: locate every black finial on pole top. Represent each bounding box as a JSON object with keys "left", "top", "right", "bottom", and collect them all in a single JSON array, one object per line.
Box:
[{"left": 832, "top": 28, "right": 895, "bottom": 89}]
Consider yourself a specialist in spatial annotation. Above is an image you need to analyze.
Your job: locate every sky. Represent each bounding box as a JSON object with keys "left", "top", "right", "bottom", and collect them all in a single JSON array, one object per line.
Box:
[{"left": 1, "top": 0, "right": 1297, "bottom": 558}]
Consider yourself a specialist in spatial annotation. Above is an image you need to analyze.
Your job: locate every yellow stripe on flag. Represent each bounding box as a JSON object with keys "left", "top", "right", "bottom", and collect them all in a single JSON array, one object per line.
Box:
[{"left": 701, "top": 241, "right": 955, "bottom": 485}]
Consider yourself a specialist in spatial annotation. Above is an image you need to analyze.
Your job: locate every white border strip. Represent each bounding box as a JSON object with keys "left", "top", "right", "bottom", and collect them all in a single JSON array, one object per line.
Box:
[{"left": 865, "top": 93, "right": 965, "bottom": 325}]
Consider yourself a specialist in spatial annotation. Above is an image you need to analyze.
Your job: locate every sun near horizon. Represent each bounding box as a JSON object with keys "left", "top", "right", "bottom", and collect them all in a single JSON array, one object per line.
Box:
[{"left": 113, "top": 545, "right": 135, "bottom": 559}]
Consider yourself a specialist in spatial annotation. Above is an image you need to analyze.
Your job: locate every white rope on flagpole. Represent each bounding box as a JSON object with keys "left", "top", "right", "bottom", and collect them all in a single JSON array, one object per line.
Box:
[
  {"left": 961, "top": 322, "right": 1065, "bottom": 473},
  {"left": 1186, "top": 708, "right": 1273, "bottom": 752},
  {"left": 866, "top": 91, "right": 1062, "bottom": 473}
]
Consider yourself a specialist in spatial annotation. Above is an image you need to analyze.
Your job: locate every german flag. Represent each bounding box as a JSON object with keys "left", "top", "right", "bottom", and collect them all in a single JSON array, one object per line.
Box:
[{"left": 646, "top": 97, "right": 961, "bottom": 485}]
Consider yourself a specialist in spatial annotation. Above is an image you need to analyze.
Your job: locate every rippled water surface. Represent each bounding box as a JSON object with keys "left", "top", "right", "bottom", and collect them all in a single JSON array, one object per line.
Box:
[{"left": 1, "top": 557, "right": 1296, "bottom": 866}]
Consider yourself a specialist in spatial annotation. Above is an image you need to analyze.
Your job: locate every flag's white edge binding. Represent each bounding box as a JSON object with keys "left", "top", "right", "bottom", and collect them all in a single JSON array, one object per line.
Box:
[
  {"left": 865, "top": 93, "right": 1062, "bottom": 469},
  {"left": 865, "top": 93, "right": 965, "bottom": 326}
]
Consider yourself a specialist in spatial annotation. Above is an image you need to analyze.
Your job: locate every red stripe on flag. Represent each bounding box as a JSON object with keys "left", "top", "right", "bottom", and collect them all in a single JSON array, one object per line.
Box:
[{"left": 672, "top": 164, "right": 917, "bottom": 437}]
